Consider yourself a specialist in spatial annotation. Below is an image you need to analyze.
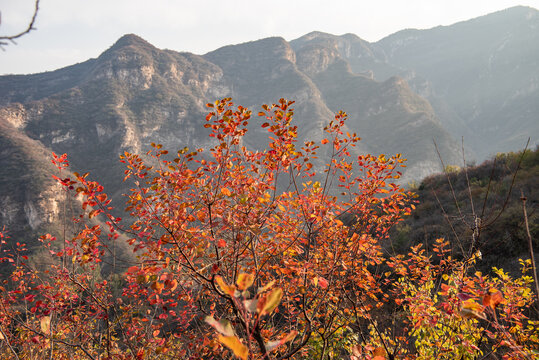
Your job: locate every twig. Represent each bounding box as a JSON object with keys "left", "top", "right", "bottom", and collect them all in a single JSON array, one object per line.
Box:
[
  {"left": 0, "top": 324, "right": 21, "bottom": 360},
  {"left": 482, "top": 138, "right": 529, "bottom": 228},
  {"left": 433, "top": 139, "right": 468, "bottom": 227},
  {"left": 521, "top": 190, "right": 539, "bottom": 302},
  {"left": 461, "top": 138, "right": 479, "bottom": 258},
  {"left": 0, "top": 0, "right": 40, "bottom": 49}
]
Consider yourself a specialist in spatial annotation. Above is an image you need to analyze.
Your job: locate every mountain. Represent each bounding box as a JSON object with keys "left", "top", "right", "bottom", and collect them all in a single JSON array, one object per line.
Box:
[
  {"left": 289, "top": 7, "right": 539, "bottom": 159},
  {"left": 368, "top": 6, "right": 539, "bottom": 158},
  {"left": 0, "top": 6, "right": 537, "bottom": 255},
  {"left": 290, "top": 32, "right": 461, "bottom": 179}
]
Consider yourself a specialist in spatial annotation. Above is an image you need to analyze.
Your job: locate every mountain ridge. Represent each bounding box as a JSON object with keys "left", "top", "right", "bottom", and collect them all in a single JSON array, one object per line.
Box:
[{"left": 0, "top": 6, "right": 536, "bottom": 256}]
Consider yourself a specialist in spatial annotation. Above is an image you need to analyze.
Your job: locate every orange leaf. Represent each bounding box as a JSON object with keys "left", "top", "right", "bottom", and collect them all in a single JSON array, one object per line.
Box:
[
  {"left": 215, "top": 276, "right": 236, "bottom": 297},
  {"left": 372, "top": 346, "right": 386, "bottom": 359},
  {"left": 151, "top": 281, "right": 164, "bottom": 294},
  {"left": 196, "top": 210, "right": 206, "bottom": 221},
  {"left": 221, "top": 187, "right": 232, "bottom": 196},
  {"left": 321, "top": 138, "right": 329, "bottom": 144},
  {"left": 218, "top": 335, "right": 248, "bottom": 360},
  {"left": 265, "top": 330, "right": 298, "bottom": 351},
  {"left": 217, "top": 239, "right": 227, "bottom": 248},
  {"left": 318, "top": 276, "right": 329, "bottom": 289},
  {"left": 167, "top": 279, "right": 178, "bottom": 292},
  {"left": 483, "top": 290, "right": 504, "bottom": 310}
]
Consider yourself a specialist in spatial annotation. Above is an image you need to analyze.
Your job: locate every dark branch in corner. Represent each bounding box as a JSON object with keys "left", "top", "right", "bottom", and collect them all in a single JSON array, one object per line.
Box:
[{"left": 0, "top": 0, "right": 40, "bottom": 50}]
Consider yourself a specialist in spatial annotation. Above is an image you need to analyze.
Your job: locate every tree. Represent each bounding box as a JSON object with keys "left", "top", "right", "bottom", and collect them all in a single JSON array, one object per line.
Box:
[
  {"left": 0, "top": 98, "right": 537, "bottom": 359},
  {"left": 0, "top": 0, "right": 40, "bottom": 49}
]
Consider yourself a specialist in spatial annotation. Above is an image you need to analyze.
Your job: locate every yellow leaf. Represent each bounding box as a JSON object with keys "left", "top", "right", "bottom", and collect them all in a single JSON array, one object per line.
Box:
[
  {"left": 218, "top": 335, "right": 248, "bottom": 360},
  {"left": 40, "top": 316, "right": 51, "bottom": 333},
  {"left": 236, "top": 273, "right": 255, "bottom": 291},
  {"left": 258, "top": 288, "right": 283, "bottom": 316},
  {"left": 257, "top": 280, "right": 275, "bottom": 294},
  {"left": 460, "top": 300, "right": 486, "bottom": 320},
  {"left": 151, "top": 281, "right": 164, "bottom": 294}
]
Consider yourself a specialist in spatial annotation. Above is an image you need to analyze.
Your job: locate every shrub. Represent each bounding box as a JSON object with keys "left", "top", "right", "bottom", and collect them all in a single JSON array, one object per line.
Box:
[{"left": 0, "top": 99, "right": 536, "bottom": 359}]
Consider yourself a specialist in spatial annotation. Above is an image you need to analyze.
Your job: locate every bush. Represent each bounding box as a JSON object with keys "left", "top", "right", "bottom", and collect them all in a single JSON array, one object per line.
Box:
[{"left": 0, "top": 99, "right": 537, "bottom": 359}]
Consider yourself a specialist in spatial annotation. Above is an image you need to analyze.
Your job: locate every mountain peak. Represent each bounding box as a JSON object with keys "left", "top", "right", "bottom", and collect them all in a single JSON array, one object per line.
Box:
[
  {"left": 504, "top": 5, "right": 538, "bottom": 13},
  {"left": 107, "top": 34, "right": 156, "bottom": 53}
]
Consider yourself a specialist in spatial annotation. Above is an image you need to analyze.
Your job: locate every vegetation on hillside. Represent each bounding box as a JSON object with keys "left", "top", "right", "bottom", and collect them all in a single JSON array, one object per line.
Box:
[{"left": 391, "top": 147, "right": 538, "bottom": 274}]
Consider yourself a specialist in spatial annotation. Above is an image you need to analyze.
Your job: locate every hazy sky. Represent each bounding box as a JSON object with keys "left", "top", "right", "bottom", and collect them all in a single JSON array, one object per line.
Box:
[{"left": 1, "top": 0, "right": 538, "bottom": 75}]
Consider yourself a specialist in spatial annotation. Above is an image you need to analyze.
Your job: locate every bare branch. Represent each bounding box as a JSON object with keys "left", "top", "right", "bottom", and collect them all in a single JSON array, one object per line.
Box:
[{"left": 0, "top": 0, "right": 40, "bottom": 49}]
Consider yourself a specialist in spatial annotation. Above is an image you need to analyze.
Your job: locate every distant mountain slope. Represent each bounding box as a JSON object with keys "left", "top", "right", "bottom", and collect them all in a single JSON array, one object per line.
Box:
[
  {"left": 375, "top": 6, "right": 539, "bottom": 158},
  {"left": 0, "top": 115, "right": 62, "bottom": 245},
  {"left": 291, "top": 33, "right": 461, "bottom": 181},
  {"left": 204, "top": 36, "right": 460, "bottom": 181},
  {"left": 290, "top": 7, "right": 539, "bottom": 160}
]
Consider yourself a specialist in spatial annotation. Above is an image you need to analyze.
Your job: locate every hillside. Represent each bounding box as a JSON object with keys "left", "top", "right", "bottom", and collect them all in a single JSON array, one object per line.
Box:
[{"left": 390, "top": 147, "right": 539, "bottom": 274}]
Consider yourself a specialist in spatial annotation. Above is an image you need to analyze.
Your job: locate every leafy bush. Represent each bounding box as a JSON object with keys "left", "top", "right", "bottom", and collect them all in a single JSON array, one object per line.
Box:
[{"left": 0, "top": 99, "right": 537, "bottom": 359}]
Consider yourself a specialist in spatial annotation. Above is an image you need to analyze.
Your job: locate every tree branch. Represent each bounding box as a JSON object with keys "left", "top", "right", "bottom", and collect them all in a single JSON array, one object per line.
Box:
[{"left": 0, "top": 0, "right": 40, "bottom": 49}]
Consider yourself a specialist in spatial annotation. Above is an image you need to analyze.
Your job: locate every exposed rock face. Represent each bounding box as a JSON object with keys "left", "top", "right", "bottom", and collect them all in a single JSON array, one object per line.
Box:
[
  {"left": 0, "top": 118, "right": 65, "bottom": 249},
  {"left": 1, "top": 7, "right": 537, "bottom": 252}
]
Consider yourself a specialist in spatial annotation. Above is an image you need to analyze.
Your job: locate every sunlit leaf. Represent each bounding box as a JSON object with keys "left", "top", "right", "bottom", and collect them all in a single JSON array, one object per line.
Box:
[
  {"left": 205, "top": 316, "right": 235, "bottom": 337},
  {"left": 236, "top": 273, "right": 255, "bottom": 291},
  {"left": 460, "top": 300, "right": 486, "bottom": 320},
  {"left": 258, "top": 288, "right": 283, "bottom": 316},
  {"left": 218, "top": 335, "right": 248, "bottom": 360},
  {"left": 40, "top": 316, "right": 50, "bottom": 334},
  {"left": 215, "top": 276, "right": 236, "bottom": 297},
  {"left": 483, "top": 290, "right": 504, "bottom": 310},
  {"left": 257, "top": 280, "right": 276, "bottom": 294},
  {"left": 265, "top": 330, "right": 297, "bottom": 351}
]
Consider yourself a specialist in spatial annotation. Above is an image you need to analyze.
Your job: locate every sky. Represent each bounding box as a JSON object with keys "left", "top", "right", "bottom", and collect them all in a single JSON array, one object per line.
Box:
[{"left": 1, "top": 0, "right": 538, "bottom": 75}]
